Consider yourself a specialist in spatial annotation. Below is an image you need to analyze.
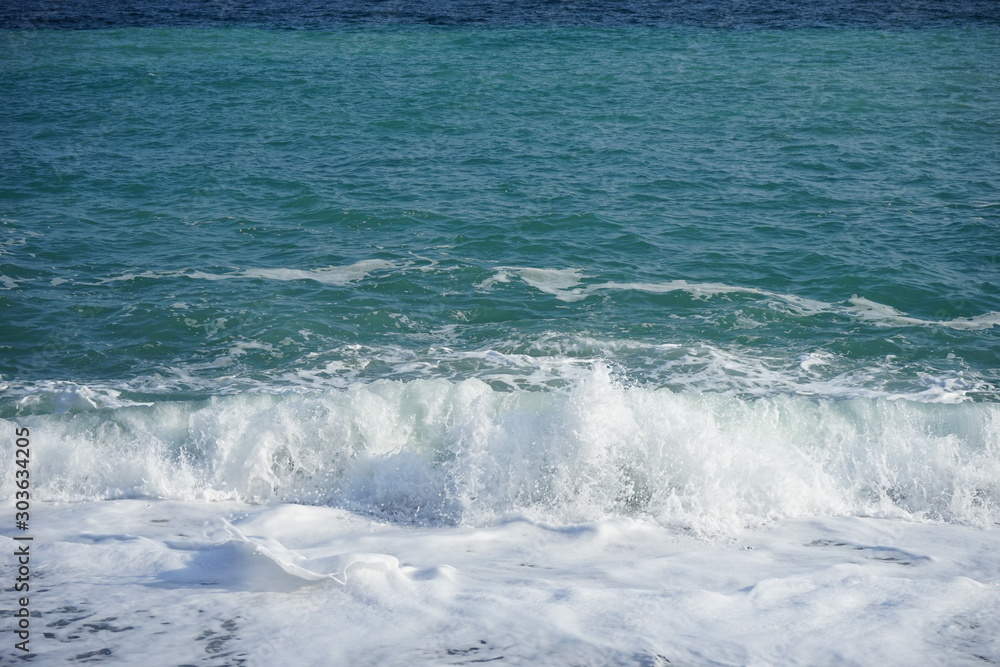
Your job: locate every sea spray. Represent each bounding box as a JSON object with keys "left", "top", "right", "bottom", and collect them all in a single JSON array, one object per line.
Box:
[{"left": 6, "top": 366, "right": 997, "bottom": 533}]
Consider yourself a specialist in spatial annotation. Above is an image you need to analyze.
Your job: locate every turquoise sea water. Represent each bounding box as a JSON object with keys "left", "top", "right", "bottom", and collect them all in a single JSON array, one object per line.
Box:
[
  {"left": 2, "top": 24, "right": 999, "bottom": 526},
  {"left": 4, "top": 26, "right": 998, "bottom": 398}
]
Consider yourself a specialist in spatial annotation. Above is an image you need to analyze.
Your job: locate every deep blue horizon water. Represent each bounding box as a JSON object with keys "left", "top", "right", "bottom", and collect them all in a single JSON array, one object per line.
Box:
[
  {"left": 3, "top": 0, "right": 1000, "bottom": 30},
  {"left": 2, "top": 5, "right": 999, "bottom": 527}
]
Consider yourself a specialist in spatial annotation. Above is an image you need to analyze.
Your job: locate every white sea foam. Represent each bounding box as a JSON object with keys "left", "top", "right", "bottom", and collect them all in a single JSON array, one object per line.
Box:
[
  {"left": 477, "top": 266, "right": 587, "bottom": 301},
  {"left": 473, "top": 267, "right": 511, "bottom": 289},
  {"left": 846, "top": 297, "right": 1000, "bottom": 330},
  {"left": 516, "top": 267, "right": 586, "bottom": 300},
  {"left": 590, "top": 279, "right": 768, "bottom": 301},
  {"left": 2, "top": 333, "right": 989, "bottom": 409},
  {"left": 475, "top": 272, "right": 779, "bottom": 304},
  {"left": 5, "top": 500, "right": 999, "bottom": 665},
  {"left": 240, "top": 259, "right": 396, "bottom": 285},
  {"left": 92, "top": 259, "right": 400, "bottom": 286},
  {"left": 4, "top": 367, "right": 998, "bottom": 534},
  {"left": 944, "top": 312, "right": 1000, "bottom": 330},
  {"left": 476, "top": 270, "right": 1000, "bottom": 330},
  {"left": 798, "top": 351, "right": 834, "bottom": 372},
  {"left": 12, "top": 382, "right": 152, "bottom": 414},
  {"left": 75, "top": 263, "right": 1000, "bottom": 330},
  {"left": 224, "top": 519, "right": 401, "bottom": 585}
]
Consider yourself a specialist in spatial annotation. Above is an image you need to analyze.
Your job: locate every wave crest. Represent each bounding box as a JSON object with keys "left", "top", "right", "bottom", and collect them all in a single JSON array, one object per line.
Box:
[{"left": 5, "top": 367, "right": 998, "bottom": 534}]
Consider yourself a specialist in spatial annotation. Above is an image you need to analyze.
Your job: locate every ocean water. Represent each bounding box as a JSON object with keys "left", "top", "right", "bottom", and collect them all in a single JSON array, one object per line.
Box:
[{"left": 2, "top": 3, "right": 1000, "bottom": 665}]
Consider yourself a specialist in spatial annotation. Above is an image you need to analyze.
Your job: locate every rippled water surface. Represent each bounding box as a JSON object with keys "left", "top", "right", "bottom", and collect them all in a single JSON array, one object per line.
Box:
[{"left": 1, "top": 7, "right": 999, "bottom": 530}]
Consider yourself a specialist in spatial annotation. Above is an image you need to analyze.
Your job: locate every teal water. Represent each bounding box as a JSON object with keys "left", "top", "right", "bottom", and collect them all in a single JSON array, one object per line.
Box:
[
  {"left": 1, "top": 26, "right": 1000, "bottom": 524},
  {"left": 5, "top": 23, "right": 1000, "bottom": 667},
  {"left": 3, "top": 27, "right": 998, "bottom": 404}
]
